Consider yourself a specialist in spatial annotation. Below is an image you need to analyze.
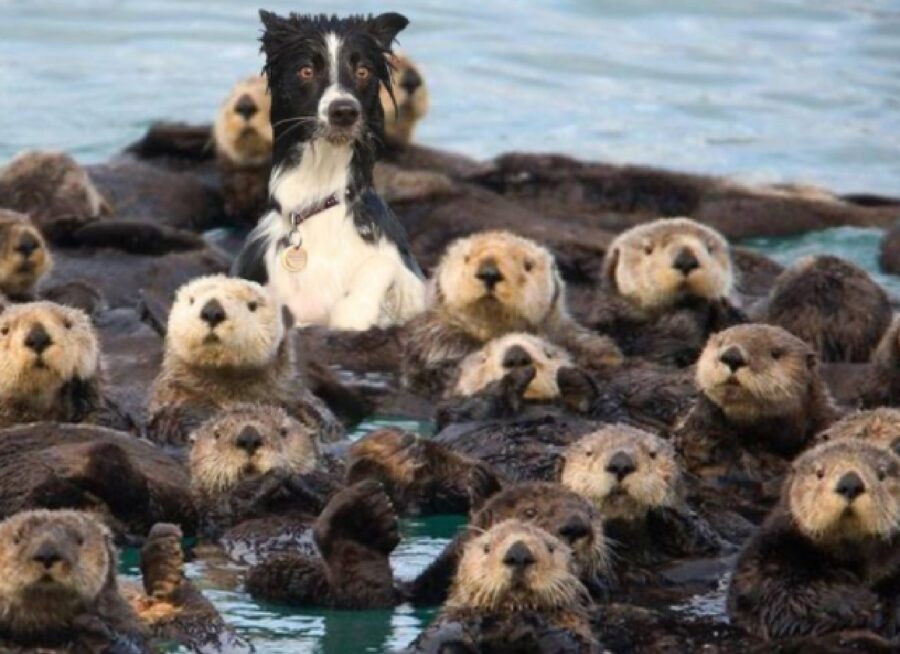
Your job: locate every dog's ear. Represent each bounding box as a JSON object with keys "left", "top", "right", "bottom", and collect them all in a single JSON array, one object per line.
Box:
[
  {"left": 259, "top": 9, "right": 285, "bottom": 32},
  {"left": 368, "top": 13, "right": 409, "bottom": 49}
]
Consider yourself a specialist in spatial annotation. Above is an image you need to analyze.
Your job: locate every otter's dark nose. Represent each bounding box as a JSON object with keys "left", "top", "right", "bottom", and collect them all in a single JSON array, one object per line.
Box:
[
  {"left": 719, "top": 346, "right": 746, "bottom": 372},
  {"left": 502, "top": 345, "right": 533, "bottom": 369},
  {"left": 672, "top": 248, "right": 699, "bottom": 275},
  {"left": 606, "top": 451, "right": 636, "bottom": 482},
  {"left": 502, "top": 540, "right": 536, "bottom": 570},
  {"left": 835, "top": 471, "right": 866, "bottom": 501},
  {"left": 32, "top": 542, "right": 62, "bottom": 569},
  {"left": 236, "top": 426, "right": 263, "bottom": 455},
  {"left": 15, "top": 233, "right": 40, "bottom": 259},
  {"left": 24, "top": 323, "right": 52, "bottom": 355},
  {"left": 234, "top": 93, "right": 258, "bottom": 121},
  {"left": 475, "top": 261, "right": 504, "bottom": 290},
  {"left": 400, "top": 68, "right": 422, "bottom": 94},
  {"left": 557, "top": 516, "right": 591, "bottom": 544},
  {"left": 328, "top": 99, "right": 360, "bottom": 128},
  {"left": 200, "top": 299, "right": 226, "bottom": 328}
]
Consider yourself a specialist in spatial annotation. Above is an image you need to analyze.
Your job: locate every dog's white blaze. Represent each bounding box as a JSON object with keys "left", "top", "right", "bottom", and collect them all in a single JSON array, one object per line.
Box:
[
  {"left": 325, "top": 32, "right": 341, "bottom": 85},
  {"left": 317, "top": 33, "right": 359, "bottom": 121}
]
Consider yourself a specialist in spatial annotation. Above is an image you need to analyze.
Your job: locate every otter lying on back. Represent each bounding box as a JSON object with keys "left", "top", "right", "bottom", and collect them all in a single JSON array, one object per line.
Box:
[
  {"left": 0, "top": 209, "right": 52, "bottom": 302},
  {"left": 816, "top": 407, "right": 900, "bottom": 456},
  {"left": 405, "top": 520, "right": 600, "bottom": 654},
  {"left": 728, "top": 440, "right": 900, "bottom": 640},
  {"left": 0, "top": 301, "right": 131, "bottom": 429},
  {"left": 147, "top": 275, "right": 340, "bottom": 445},
  {"left": 402, "top": 230, "right": 622, "bottom": 397}
]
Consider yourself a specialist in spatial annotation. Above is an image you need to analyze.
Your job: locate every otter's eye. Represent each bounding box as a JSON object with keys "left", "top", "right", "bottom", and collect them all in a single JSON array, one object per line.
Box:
[
  {"left": 771, "top": 348, "right": 784, "bottom": 360},
  {"left": 707, "top": 242, "right": 716, "bottom": 254},
  {"left": 464, "top": 256, "right": 471, "bottom": 264},
  {"left": 585, "top": 450, "right": 593, "bottom": 457},
  {"left": 877, "top": 466, "right": 887, "bottom": 482},
  {"left": 524, "top": 260, "right": 534, "bottom": 272},
  {"left": 523, "top": 507, "right": 537, "bottom": 519},
  {"left": 76, "top": 535, "right": 84, "bottom": 546},
  {"left": 63, "top": 319, "right": 72, "bottom": 330},
  {"left": 643, "top": 245, "right": 653, "bottom": 255},
  {"left": 547, "top": 542, "right": 555, "bottom": 554},
  {"left": 648, "top": 450, "right": 658, "bottom": 460},
  {"left": 189, "top": 298, "right": 195, "bottom": 306},
  {"left": 815, "top": 468, "right": 825, "bottom": 480},
  {"left": 0, "top": 326, "right": 7, "bottom": 336},
  {"left": 482, "top": 544, "right": 490, "bottom": 554},
  {"left": 298, "top": 66, "right": 314, "bottom": 81},
  {"left": 248, "top": 301, "right": 258, "bottom": 312},
  {"left": 355, "top": 65, "right": 371, "bottom": 82},
  {"left": 280, "top": 428, "right": 289, "bottom": 439},
  {"left": 213, "top": 431, "right": 221, "bottom": 441}
]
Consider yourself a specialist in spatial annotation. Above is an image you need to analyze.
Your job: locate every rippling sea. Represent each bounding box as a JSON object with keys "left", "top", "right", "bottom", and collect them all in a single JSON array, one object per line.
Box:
[{"left": 3, "top": 0, "right": 900, "bottom": 651}]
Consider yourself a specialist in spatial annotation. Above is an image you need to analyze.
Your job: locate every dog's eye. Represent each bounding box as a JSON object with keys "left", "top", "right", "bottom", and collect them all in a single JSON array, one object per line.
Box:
[
  {"left": 771, "top": 348, "right": 784, "bottom": 360},
  {"left": 248, "top": 302, "right": 258, "bottom": 312},
  {"left": 355, "top": 65, "right": 371, "bottom": 82},
  {"left": 189, "top": 298, "right": 195, "bottom": 306},
  {"left": 298, "top": 66, "right": 314, "bottom": 81},
  {"left": 524, "top": 260, "right": 534, "bottom": 272}
]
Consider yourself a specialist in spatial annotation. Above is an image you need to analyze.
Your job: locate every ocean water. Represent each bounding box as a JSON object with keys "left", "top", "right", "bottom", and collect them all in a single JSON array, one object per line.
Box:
[{"left": 2, "top": 1, "right": 900, "bottom": 651}]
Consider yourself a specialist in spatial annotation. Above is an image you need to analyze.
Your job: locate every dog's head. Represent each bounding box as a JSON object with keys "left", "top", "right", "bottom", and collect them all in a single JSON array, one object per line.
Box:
[{"left": 259, "top": 10, "right": 408, "bottom": 158}]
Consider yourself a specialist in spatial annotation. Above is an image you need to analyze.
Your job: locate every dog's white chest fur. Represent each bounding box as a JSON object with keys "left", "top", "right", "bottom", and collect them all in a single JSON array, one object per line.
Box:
[{"left": 261, "top": 142, "right": 425, "bottom": 330}]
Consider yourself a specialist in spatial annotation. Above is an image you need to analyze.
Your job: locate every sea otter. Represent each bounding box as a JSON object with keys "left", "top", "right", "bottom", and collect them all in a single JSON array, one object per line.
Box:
[
  {"left": 591, "top": 217, "right": 745, "bottom": 367},
  {"left": 0, "top": 209, "right": 52, "bottom": 302},
  {"left": 763, "top": 255, "right": 892, "bottom": 363},
  {"left": 401, "top": 230, "right": 622, "bottom": 397},
  {"left": 404, "top": 520, "right": 601, "bottom": 654},
  {"left": 673, "top": 323, "right": 840, "bottom": 520},
  {"left": 147, "top": 275, "right": 341, "bottom": 445},
  {"left": 381, "top": 52, "right": 429, "bottom": 149},
  {"left": 727, "top": 439, "right": 900, "bottom": 640},
  {"left": 815, "top": 407, "right": 900, "bottom": 456},
  {"left": 0, "top": 301, "right": 132, "bottom": 430},
  {"left": 858, "top": 316, "right": 900, "bottom": 409}
]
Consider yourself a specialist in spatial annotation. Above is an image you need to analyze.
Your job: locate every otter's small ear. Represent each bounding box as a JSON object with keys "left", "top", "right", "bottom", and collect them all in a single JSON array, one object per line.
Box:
[
  {"left": 368, "top": 13, "right": 409, "bottom": 48},
  {"left": 601, "top": 247, "right": 620, "bottom": 292},
  {"left": 281, "top": 305, "right": 295, "bottom": 331},
  {"left": 806, "top": 353, "right": 817, "bottom": 370}
]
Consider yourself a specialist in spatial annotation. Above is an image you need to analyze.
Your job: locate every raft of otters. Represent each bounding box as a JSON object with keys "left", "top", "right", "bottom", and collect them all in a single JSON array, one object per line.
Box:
[{"left": 0, "top": 9, "right": 898, "bottom": 654}]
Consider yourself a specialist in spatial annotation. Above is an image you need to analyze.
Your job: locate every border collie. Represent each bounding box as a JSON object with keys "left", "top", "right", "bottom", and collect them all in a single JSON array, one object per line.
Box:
[{"left": 231, "top": 10, "right": 426, "bottom": 331}]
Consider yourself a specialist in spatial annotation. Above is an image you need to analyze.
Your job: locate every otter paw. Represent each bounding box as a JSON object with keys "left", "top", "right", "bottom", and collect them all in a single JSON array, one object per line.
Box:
[
  {"left": 557, "top": 366, "right": 599, "bottom": 413},
  {"left": 580, "top": 336, "right": 624, "bottom": 369},
  {"left": 314, "top": 480, "right": 400, "bottom": 556},
  {"left": 500, "top": 365, "right": 536, "bottom": 405},
  {"left": 140, "top": 523, "right": 185, "bottom": 599}
]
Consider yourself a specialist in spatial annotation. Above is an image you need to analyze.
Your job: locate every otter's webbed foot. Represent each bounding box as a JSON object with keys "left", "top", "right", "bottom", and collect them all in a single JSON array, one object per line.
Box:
[
  {"left": 228, "top": 468, "right": 327, "bottom": 520},
  {"left": 435, "top": 366, "right": 535, "bottom": 429},
  {"left": 314, "top": 480, "right": 400, "bottom": 557},
  {"left": 72, "top": 614, "right": 151, "bottom": 654},
  {"left": 647, "top": 507, "right": 724, "bottom": 557},
  {"left": 245, "top": 553, "right": 332, "bottom": 607},
  {"left": 140, "top": 523, "right": 185, "bottom": 600}
]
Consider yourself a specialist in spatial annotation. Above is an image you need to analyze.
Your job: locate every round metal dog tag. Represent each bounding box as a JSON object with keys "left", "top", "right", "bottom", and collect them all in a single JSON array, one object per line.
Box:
[{"left": 281, "top": 246, "right": 308, "bottom": 272}]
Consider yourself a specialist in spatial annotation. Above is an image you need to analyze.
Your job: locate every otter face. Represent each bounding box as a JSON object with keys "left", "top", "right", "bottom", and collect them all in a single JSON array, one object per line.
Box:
[
  {"left": 697, "top": 324, "right": 815, "bottom": 422},
  {"left": 0, "top": 210, "right": 52, "bottom": 297},
  {"left": 473, "top": 483, "right": 608, "bottom": 584},
  {"left": 0, "top": 302, "right": 98, "bottom": 403},
  {"left": 604, "top": 217, "right": 732, "bottom": 313},
  {"left": 561, "top": 425, "right": 681, "bottom": 521},
  {"left": 190, "top": 404, "right": 310, "bottom": 495},
  {"left": 167, "top": 276, "right": 283, "bottom": 368},
  {"left": 0, "top": 510, "right": 112, "bottom": 632},
  {"left": 437, "top": 231, "right": 560, "bottom": 328},
  {"left": 818, "top": 409, "right": 900, "bottom": 457},
  {"left": 451, "top": 519, "right": 584, "bottom": 612},
  {"left": 454, "top": 333, "right": 572, "bottom": 400},
  {"left": 789, "top": 440, "right": 900, "bottom": 543},
  {"left": 214, "top": 75, "right": 273, "bottom": 167},
  {"left": 380, "top": 52, "right": 429, "bottom": 146}
]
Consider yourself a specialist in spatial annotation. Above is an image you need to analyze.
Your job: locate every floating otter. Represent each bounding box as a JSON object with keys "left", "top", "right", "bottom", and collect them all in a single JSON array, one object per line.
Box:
[
  {"left": 815, "top": 408, "right": 900, "bottom": 456},
  {"left": 0, "top": 209, "right": 52, "bottom": 302},
  {"left": 856, "top": 316, "right": 900, "bottom": 409},
  {"left": 408, "top": 482, "right": 609, "bottom": 606},
  {"left": 674, "top": 323, "right": 839, "bottom": 519},
  {"left": 561, "top": 425, "right": 723, "bottom": 587},
  {"left": 147, "top": 275, "right": 340, "bottom": 445},
  {"left": 0, "top": 509, "right": 149, "bottom": 652},
  {"left": 763, "top": 255, "right": 892, "bottom": 363},
  {"left": 0, "top": 301, "right": 131, "bottom": 429},
  {"left": 591, "top": 217, "right": 745, "bottom": 366},
  {"left": 727, "top": 439, "right": 900, "bottom": 640},
  {"left": 381, "top": 52, "right": 429, "bottom": 149},
  {"left": 405, "top": 519, "right": 600, "bottom": 654},
  {"left": 402, "top": 230, "right": 622, "bottom": 397}
]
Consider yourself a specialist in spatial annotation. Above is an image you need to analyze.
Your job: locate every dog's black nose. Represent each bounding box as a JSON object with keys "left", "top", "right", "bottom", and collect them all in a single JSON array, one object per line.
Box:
[
  {"left": 328, "top": 99, "right": 360, "bottom": 128},
  {"left": 719, "top": 346, "right": 746, "bottom": 372},
  {"left": 15, "top": 233, "right": 40, "bottom": 259},
  {"left": 24, "top": 323, "right": 52, "bottom": 355},
  {"left": 400, "top": 68, "right": 422, "bottom": 94},
  {"left": 32, "top": 542, "right": 62, "bottom": 569},
  {"left": 557, "top": 516, "right": 591, "bottom": 544},
  {"left": 502, "top": 540, "right": 536, "bottom": 570},
  {"left": 502, "top": 345, "right": 533, "bottom": 369},
  {"left": 606, "top": 451, "right": 636, "bottom": 482},
  {"left": 476, "top": 261, "right": 504, "bottom": 290},
  {"left": 200, "top": 299, "right": 226, "bottom": 327},
  {"left": 236, "top": 425, "right": 263, "bottom": 455},
  {"left": 835, "top": 471, "right": 866, "bottom": 501},
  {"left": 672, "top": 248, "right": 699, "bottom": 275},
  {"left": 234, "top": 93, "right": 258, "bottom": 121}
]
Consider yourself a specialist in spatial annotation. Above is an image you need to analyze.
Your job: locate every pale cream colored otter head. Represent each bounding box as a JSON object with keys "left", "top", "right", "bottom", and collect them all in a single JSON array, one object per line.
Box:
[
  {"left": 603, "top": 217, "right": 733, "bottom": 314},
  {"left": 214, "top": 75, "right": 273, "bottom": 167},
  {"left": 0, "top": 210, "right": 52, "bottom": 297},
  {"left": 697, "top": 324, "right": 818, "bottom": 422},
  {"left": 435, "top": 231, "right": 563, "bottom": 338},
  {"left": 0, "top": 302, "right": 99, "bottom": 407},
  {"left": 788, "top": 440, "right": 900, "bottom": 543},
  {"left": 0, "top": 151, "right": 111, "bottom": 226},
  {"left": 561, "top": 425, "right": 682, "bottom": 521},
  {"left": 450, "top": 519, "right": 586, "bottom": 612},
  {"left": 380, "top": 52, "right": 429, "bottom": 147},
  {"left": 454, "top": 333, "right": 572, "bottom": 400},
  {"left": 817, "top": 408, "right": 900, "bottom": 457},
  {"left": 166, "top": 276, "right": 283, "bottom": 369},
  {"left": 189, "top": 404, "right": 314, "bottom": 496},
  {"left": 0, "top": 509, "right": 115, "bottom": 636}
]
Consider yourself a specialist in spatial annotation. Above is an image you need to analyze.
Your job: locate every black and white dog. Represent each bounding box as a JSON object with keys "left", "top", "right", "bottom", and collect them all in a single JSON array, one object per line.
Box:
[{"left": 232, "top": 11, "right": 426, "bottom": 331}]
